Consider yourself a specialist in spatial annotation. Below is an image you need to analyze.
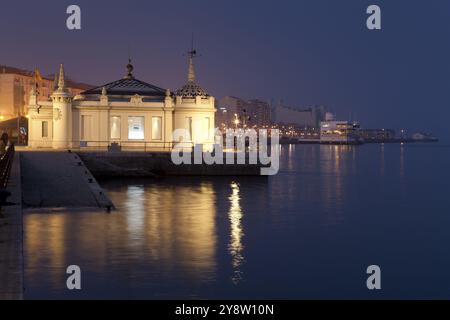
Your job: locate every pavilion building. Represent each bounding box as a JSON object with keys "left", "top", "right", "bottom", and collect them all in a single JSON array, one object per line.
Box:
[{"left": 27, "top": 51, "right": 215, "bottom": 150}]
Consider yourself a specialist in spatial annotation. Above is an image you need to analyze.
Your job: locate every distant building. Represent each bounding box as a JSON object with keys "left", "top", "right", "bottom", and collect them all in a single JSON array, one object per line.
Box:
[
  {"left": 411, "top": 132, "right": 438, "bottom": 141},
  {"left": 272, "top": 102, "right": 326, "bottom": 128},
  {"left": 0, "top": 65, "right": 90, "bottom": 121},
  {"left": 320, "top": 113, "right": 361, "bottom": 144},
  {"left": 216, "top": 96, "right": 245, "bottom": 128},
  {"left": 217, "top": 96, "right": 271, "bottom": 128},
  {"left": 359, "top": 129, "right": 396, "bottom": 142},
  {"left": 246, "top": 99, "right": 271, "bottom": 127},
  {"left": 0, "top": 116, "right": 28, "bottom": 144}
]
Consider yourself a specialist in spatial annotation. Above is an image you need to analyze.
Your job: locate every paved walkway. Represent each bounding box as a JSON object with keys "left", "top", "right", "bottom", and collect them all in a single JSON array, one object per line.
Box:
[{"left": 20, "top": 152, "right": 114, "bottom": 209}]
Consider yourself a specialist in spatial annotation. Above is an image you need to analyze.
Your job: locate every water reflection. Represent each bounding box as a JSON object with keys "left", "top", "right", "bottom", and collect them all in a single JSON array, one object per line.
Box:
[
  {"left": 400, "top": 144, "right": 406, "bottom": 197},
  {"left": 109, "top": 181, "right": 218, "bottom": 279},
  {"left": 23, "top": 144, "right": 445, "bottom": 299},
  {"left": 400, "top": 144, "right": 405, "bottom": 178},
  {"left": 320, "top": 145, "right": 348, "bottom": 223},
  {"left": 286, "top": 144, "right": 295, "bottom": 171},
  {"left": 26, "top": 214, "right": 68, "bottom": 289},
  {"left": 25, "top": 180, "right": 218, "bottom": 298},
  {"left": 228, "top": 181, "right": 244, "bottom": 284},
  {"left": 125, "top": 185, "right": 145, "bottom": 245}
]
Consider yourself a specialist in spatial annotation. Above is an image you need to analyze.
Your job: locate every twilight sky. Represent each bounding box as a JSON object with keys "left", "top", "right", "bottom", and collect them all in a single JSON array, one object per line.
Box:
[{"left": 1, "top": 0, "right": 449, "bottom": 138}]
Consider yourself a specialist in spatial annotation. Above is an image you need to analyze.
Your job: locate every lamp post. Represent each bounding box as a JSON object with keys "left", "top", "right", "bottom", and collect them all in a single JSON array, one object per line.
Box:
[{"left": 242, "top": 109, "right": 247, "bottom": 129}]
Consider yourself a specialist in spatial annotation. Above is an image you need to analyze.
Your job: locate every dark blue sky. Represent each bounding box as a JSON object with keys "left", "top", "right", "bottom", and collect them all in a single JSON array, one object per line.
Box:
[{"left": 1, "top": 0, "right": 449, "bottom": 138}]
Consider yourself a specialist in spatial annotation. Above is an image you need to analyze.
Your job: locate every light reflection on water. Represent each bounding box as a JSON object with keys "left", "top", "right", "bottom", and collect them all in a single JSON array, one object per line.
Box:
[
  {"left": 228, "top": 181, "right": 244, "bottom": 284},
  {"left": 24, "top": 144, "right": 450, "bottom": 299}
]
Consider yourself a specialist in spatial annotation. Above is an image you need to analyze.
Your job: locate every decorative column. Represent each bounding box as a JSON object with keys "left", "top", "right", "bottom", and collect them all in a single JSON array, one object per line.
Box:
[
  {"left": 51, "top": 64, "right": 73, "bottom": 149},
  {"left": 164, "top": 89, "right": 174, "bottom": 148}
]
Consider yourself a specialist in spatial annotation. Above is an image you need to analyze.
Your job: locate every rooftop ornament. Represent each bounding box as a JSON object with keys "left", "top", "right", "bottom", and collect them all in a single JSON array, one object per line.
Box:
[
  {"left": 124, "top": 59, "right": 134, "bottom": 80},
  {"left": 176, "top": 42, "right": 208, "bottom": 98}
]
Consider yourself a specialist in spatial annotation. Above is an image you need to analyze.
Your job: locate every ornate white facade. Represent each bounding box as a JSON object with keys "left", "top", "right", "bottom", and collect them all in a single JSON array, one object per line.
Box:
[{"left": 27, "top": 53, "right": 215, "bottom": 150}]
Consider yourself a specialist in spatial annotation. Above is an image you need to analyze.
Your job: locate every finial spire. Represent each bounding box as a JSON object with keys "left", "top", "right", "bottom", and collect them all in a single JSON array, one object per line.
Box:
[
  {"left": 125, "top": 58, "right": 134, "bottom": 79},
  {"left": 187, "top": 34, "right": 197, "bottom": 82},
  {"left": 53, "top": 72, "right": 58, "bottom": 91},
  {"left": 57, "top": 64, "right": 67, "bottom": 92},
  {"left": 188, "top": 51, "right": 196, "bottom": 82}
]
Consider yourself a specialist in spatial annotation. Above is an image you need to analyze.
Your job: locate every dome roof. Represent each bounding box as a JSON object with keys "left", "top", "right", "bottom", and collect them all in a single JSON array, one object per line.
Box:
[
  {"left": 176, "top": 81, "right": 208, "bottom": 97},
  {"left": 81, "top": 59, "right": 166, "bottom": 98},
  {"left": 82, "top": 77, "right": 166, "bottom": 98}
]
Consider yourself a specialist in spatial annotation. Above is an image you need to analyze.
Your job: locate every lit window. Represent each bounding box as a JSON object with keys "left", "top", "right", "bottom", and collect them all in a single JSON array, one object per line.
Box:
[
  {"left": 151, "top": 117, "right": 162, "bottom": 140},
  {"left": 110, "top": 116, "right": 121, "bottom": 140},
  {"left": 185, "top": 117, "right": 192, "bottom": 140},
  {"left": 205, "top": 117, "right": 210, "bottom": 139},
  {"left": 128, "top": 116, "right": 144, "bottom": 140},
  {"left": 42, "top": 121, "right": 48, "bottom": 138}
]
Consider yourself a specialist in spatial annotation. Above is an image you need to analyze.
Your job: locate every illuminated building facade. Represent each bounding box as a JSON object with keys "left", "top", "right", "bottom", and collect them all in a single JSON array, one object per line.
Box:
[
  {"left": 27, "top": 51, "right": 215, "bottom": 150},
  {"left": 320, "top": 117, "right": 361, "bottom": 144}
]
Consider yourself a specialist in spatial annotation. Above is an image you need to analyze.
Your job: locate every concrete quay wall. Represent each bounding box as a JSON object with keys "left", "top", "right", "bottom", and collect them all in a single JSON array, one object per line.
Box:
[{"left": 78, "top": 152, "right": 265, "bottom": 177}]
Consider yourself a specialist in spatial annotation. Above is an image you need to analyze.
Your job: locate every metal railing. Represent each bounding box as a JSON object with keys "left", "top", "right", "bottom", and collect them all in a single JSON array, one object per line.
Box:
[
  {"left": 65, "top": 140, "right": 271, "bottom": 153},
  {"left": 0, "top": 144, "right": 15, "bottom": 189},
  {"left": 0, "top": 144, "right": 15, "bottom": 206},
  {"left": 72, "top": 141, "right": 196, "bottom": 152}
]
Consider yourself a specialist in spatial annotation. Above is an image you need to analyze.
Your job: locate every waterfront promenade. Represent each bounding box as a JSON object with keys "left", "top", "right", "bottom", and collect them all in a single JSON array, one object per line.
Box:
[
  {"left": 0, "top": 150, "right": 115, "bottom": 299},
  {"left": 20, "top": 152, "right": 113, "bottom": 209}
]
